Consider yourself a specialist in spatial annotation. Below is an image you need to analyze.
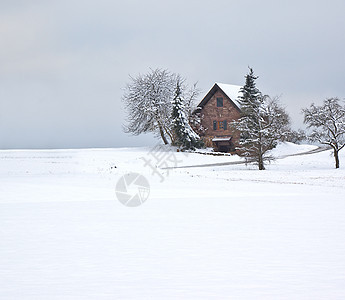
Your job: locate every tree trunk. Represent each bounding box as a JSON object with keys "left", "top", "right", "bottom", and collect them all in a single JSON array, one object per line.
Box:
[
  {"left": 258, "top": 155, "right": 265, "bottom": 170},
  {"left": 159, "top": 125, "right": 169, "bottom": 145},
  {"left": 334, "top": 149, "right": 340, "bottom": 169},
  {"left": 258, "top": 161, "right": 265, "bottom": 170},
  {"left": 164, "top": 126, "right": 174, "bottom": 144}
]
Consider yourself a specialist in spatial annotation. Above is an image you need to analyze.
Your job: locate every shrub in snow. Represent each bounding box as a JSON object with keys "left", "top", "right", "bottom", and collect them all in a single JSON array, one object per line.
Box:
[{"left": 281, "top": 129, "right": 306, "bottom": 144}]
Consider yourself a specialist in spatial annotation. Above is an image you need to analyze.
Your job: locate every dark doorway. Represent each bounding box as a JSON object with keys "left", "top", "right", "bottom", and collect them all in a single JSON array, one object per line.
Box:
[{"left": 218, "top": 145, "right": 229, "bottom": 152}]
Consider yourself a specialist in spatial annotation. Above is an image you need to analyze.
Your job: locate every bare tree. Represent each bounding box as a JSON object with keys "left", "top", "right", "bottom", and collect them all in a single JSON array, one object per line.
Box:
[
  {"left": 122, "top": 68, "right": 199, "bottom": 144},
  {"left": 303, "top": 97, "right": 345, "bottom": 168}
]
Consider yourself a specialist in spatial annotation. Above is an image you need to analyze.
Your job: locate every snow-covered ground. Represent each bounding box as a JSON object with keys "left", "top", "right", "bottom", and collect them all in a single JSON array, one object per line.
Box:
[{"left": 1, "top": 143, "right": 345, "bottom": 299}]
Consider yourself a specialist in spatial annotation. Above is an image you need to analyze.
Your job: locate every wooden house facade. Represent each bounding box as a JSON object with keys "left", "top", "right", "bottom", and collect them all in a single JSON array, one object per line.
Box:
[{"left": 196, "top": 83, "right": 242, "bottom": 152}]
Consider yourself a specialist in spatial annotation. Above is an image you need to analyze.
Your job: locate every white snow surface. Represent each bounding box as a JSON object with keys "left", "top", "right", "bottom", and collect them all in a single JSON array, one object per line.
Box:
[
  {"left": 216, "top": 83, "right": 242, "bottom": 107},
  {"left": 1, "top": 142, "right": 345, "bottom": 299},
  {"left": 212, "top": 137, "right": 231, "bottom": 142}
]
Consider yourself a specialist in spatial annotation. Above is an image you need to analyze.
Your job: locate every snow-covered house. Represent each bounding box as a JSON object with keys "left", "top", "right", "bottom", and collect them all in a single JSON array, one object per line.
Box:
[{"left": 196, "top": 83, "right": 242, "bottom": 152}]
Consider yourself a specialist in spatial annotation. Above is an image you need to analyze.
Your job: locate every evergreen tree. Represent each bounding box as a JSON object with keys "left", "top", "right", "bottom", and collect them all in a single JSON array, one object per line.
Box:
[
  {"left": 232, "top": 68, "right": 291, "bottom": 170},
  {"left": 238, "top": 67, "right": 262, "bottom": 113},
  {"left": 171, "top": 82, "right": 204, "bottom": 150}
]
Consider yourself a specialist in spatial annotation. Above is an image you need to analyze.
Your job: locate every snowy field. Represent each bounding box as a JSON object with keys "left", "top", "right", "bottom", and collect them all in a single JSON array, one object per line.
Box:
[{"left": 1, "top": 143, "right": 345, "bottom": 299}]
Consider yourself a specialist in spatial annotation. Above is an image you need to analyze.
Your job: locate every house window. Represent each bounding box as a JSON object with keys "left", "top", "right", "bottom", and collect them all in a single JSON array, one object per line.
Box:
[
  {"left": 213, "top": 120, "right": 227, "bottom": 130},
  {"left": 216, "top": 97, "right": 223, "bottom": 107}
]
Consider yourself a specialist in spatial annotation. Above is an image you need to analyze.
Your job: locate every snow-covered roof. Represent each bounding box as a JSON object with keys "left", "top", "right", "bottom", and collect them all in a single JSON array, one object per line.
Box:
[
  {"left": 212, "top": 137, "right": 232, "bottom": 142},
  {"left": 197, "top": 83, "right": 242, "bottom": 110},
  {"left": 216, "top": 83, "right": 242, "bottom": 107}
]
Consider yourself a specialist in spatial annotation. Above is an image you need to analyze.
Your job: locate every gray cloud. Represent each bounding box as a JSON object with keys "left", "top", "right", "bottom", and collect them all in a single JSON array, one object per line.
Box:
[{"left": 1, "top": 0, "right": 344, "bottom": 148}]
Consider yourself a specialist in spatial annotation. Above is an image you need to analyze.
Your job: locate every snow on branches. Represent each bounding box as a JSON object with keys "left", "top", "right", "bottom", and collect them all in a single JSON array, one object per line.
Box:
[
  {"left": 122, "top": 68, "right": 199, "bottom": 145},
  {"left": 232, "top": 68, "right": 291, "bottom": 170},
  {"left": 171, "top": 82, "right": 203, "bottom": 150},
  {"left": 303, "top": 97, "right": 345, "bottom": 168}
]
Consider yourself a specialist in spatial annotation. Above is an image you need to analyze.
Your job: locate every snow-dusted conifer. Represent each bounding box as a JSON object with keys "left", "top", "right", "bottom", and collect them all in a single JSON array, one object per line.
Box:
[
  {"left": 303, "top": 97, "right": 345, "bottom": 168},
  {"left": 172, "top": 82, "right": 203, "bottom": 150},
  {"left": 238, "top": 67, "right": 262, "bottom": 114},
  {"left": 232, "top": 68, "right": 291, "bottom": 170}
]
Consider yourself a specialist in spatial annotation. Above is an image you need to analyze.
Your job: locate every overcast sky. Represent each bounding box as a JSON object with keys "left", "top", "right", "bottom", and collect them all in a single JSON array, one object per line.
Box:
[{"left": 1, "top": 0, "right": 344, "bottom": 149}]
